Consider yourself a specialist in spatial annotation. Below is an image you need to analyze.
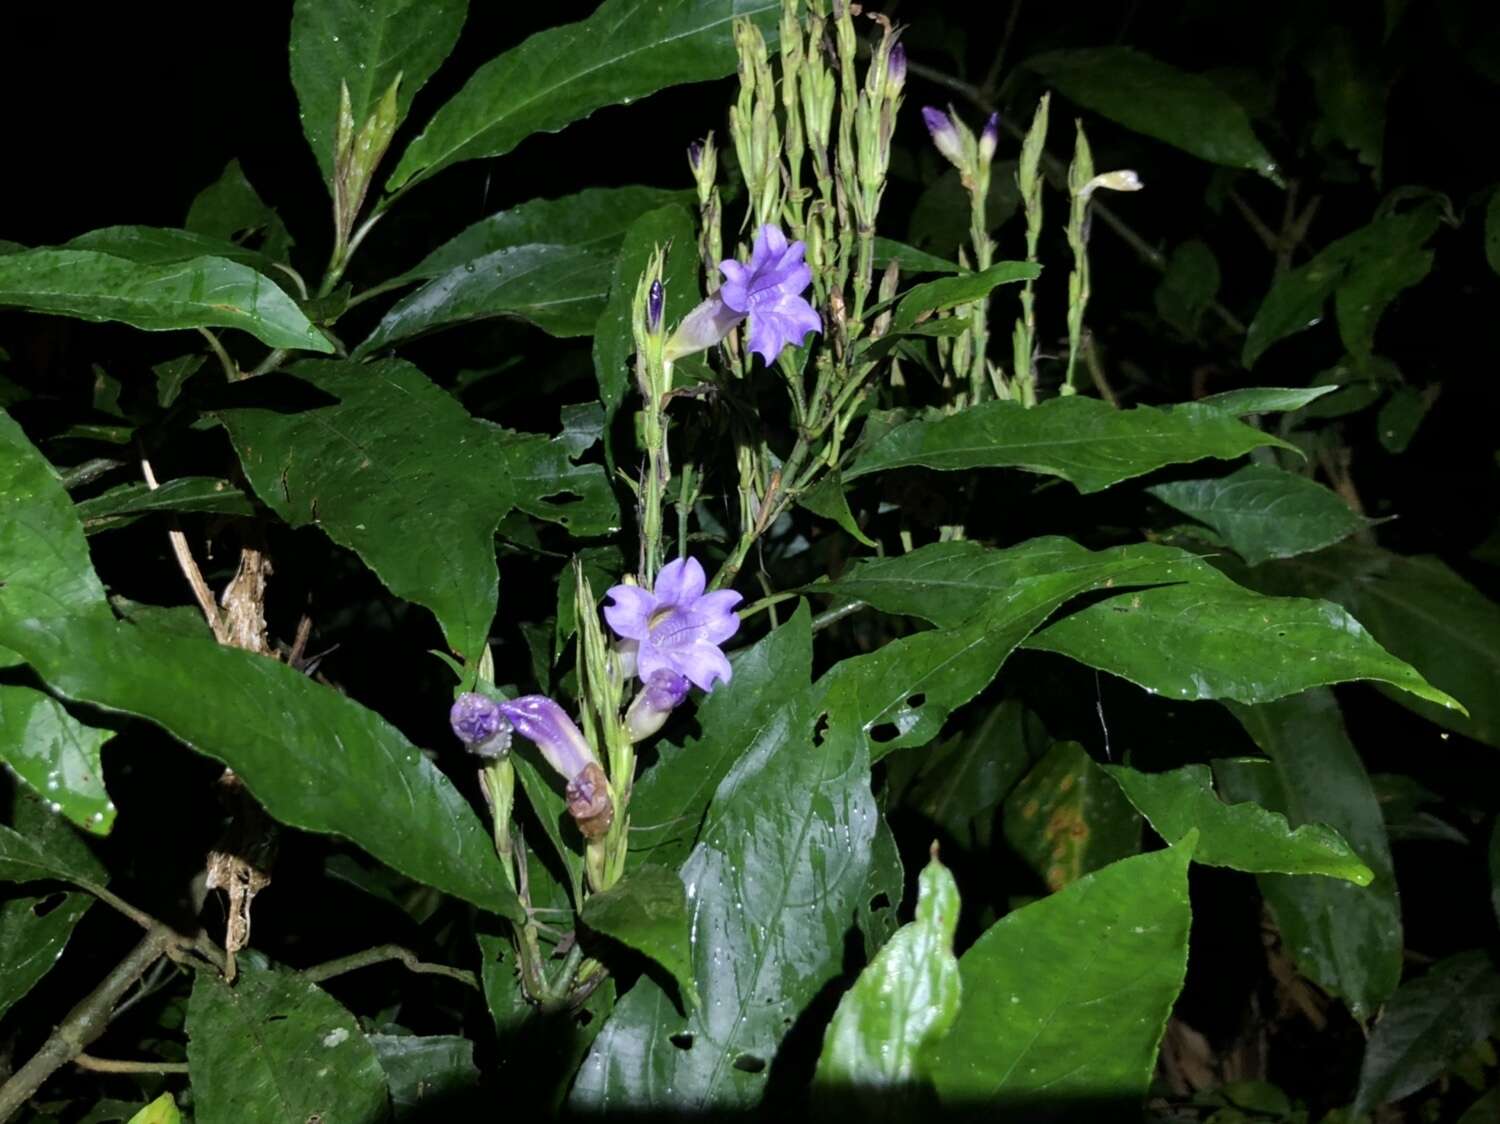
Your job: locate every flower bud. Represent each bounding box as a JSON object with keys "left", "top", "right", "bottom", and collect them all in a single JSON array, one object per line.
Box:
[
  {"left": 624, "top": 670, "right": 690, "bottom": 742},
  {"left": 687, "top": 140, "right": 704, "bottom": 171},
  {"left": 921, "top": 106, "right": 965, "bottom": 169},
  {"left": 450, "top": 693, "right": 512, "bottom": 758},
  {"left": 1081, "top": 169, "right": 1144, "bottom": 199},
  {"left": 565, "top": 762, "right": 614, "bottom": 840},
  {"left": 887, "top": 43, "right": 907, "bottom": 94},
  {"left": 979, "top": 112, "right": 999, "bottom": 164},
  {"left": 648, "top": 279, "right": 664, "bottom": 333}
]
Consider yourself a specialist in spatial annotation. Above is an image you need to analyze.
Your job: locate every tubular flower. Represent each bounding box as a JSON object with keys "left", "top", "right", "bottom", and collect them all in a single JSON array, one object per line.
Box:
[
  {"left": 664, "top": 224, "right": 821, "bottom": 365},
  {"left": 449, "top": 693, "right": 512, "bottom": 758},
  {"left": 624, "top": 669, "right": 692, "bottom": 742},
  {"left": 603, "top": 557, "right": 741, "bottom": 692},
  {"left": 494, "top": 695, "right": 613, "bottom": 839}
]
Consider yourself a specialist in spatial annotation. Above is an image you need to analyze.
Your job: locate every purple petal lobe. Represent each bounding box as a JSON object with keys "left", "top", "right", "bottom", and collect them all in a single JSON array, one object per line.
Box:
[
  {"left": 603, "top": 584, "right": 654, "bottom": 641},
  {"left": 654, "top": 557, "right": 706, "bottom": 607},
  {"left": 496, "top": 695, "right": 596, "bottom": 779}
]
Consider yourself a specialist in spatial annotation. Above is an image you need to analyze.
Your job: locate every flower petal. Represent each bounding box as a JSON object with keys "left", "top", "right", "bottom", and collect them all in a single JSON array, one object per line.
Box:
[
  {"left": 665, "top": 295, "right": 746, "bottom": 361},
  {"left": 603, "top": 584, "right": 655, "bottom": 641},
  {"left": 675, "top": 640, "right": 734, "bottom": 691},
  {"left": 687, "top": 589, "right": 743, "bottom": 644},
  {"left": 718, "top": 260, "right": 751, "bottom": 312},
  {"left": 654, "top": 557, "right": 705, "bottom": 607}
]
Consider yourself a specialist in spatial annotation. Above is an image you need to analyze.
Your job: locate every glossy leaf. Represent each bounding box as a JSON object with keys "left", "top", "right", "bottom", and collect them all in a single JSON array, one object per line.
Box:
[
  {"left": 629, "top": 608, "right": 812, "bottom": 870},
  {"left": 872, "top": 237, "right": 961, "bottom": 274},
  {"left": 1003, "top": 741, "right": 1141, "bottom": 891},
  {"left": 187, "top": 965, "right": 388, "bottom": 1124},
  {"left": 368, "top": 1033, "right": 481, "bottom": 1115},
  {"left": 1148, "top": 464, "right": 1374, "bottom": 566},
  {"left": 76, "top": 477, "right": 254, "bottom": 534},
  {"left": 0, "top": 249, "right": 331, "bottom": 352},
  {"left": 0, "top": 788, "right": 108, "bottom": 892},
  {"left": 398, "top": 186, "right": 689, "bottom": 285},
  {"left": 1216, "top": 690, "right": 1401, "bottom": 1017},
  {"left": 1104, "top": 763, "right": 1372, "bottom": 882},
  {"left": 124, "top": 1095, "right": 181, "bottom": 1124},
  {"left": 581, "top": 864, "right": 697, "bottom": 1010},
  {"left": 812, "top": 536, "right": 1227, "bottom": 629},
  {"left": 0, "top": 685, "right": 115, "bottom": 835},
  {"left": 570, "top": 604, "right": 876, "bottom": 1111},
  {"left": 814, "top": 855, "right": 961, "bottom": 1102},
  {"left": 218, "top": 358, "right": 614, "bottom": 662},
  {"left": 797, "top": 471, "right": 877, "bottom": 548},
  {"left": 0, "top": 613, "right": 520, "bottom": 919},
  {"left": 1193, "top": 385, "right": 1340, "bottom": 415},
  {"left": 928, "top": 838, "right": 1195, "bottom": 1111},
  {"left": 1352, "top": 951, "right": 1500, "bottom": 1115},
  {"left": 1024, "top": 579, "right": 1464, "bottom": 709},
  {"left": 290, "top": 0, "right": 467, "bottom": 186},
  {"left": 186, "top": 159, "right": 289, "bottom": 255},
  {"left": 386, "top": 0, "right": 780, "bottom": 192},
  {"left": 1250, "top": 545, "right": 1500, "bottom": 746},
  {"left": 358, "top": 243, "right": 616, "bottom": 351},
  {"left": 64, "top": 226, "right": 278, "bottom": 278},
  {"left": 845, "top": 396, "right": 1290, "bottom": 493},
  {"left": 1028, "top": 47, "right": 1279, "bottom": 178},
  {"left": 888, "top": 261, "right": 1039, "bottom": 332},
  {"left": 0, "top": 892, "right": 93, "bottom": 1020}
]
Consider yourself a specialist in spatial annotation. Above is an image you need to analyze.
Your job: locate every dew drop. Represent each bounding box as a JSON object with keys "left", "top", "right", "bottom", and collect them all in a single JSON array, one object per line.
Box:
[{"left": 47, "top": 802, "right": 62, "bottom": 814}]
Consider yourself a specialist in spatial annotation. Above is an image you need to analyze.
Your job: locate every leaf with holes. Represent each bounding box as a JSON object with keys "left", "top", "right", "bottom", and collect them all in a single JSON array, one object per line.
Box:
[
  {"left": 0, "top": 785, "right": 108, "bottom": 890},
  {"left": 0, "top": 892, "right": 93, "bottom": 1020},
  {"left": 0, "top": 685, "right": 115, "bottom": 835}
]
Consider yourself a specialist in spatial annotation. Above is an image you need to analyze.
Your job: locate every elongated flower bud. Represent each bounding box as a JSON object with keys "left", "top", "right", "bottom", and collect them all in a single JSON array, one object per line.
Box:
[
  {"left": 625, "top": 670, "right": 690, "bottom": 742},
  {"left": 450, "top": 693, "right": 512, "bottom": 758},
  {"left": 921, "top": 106, "right": 965, "bottom": 168},
  {"left": 496, "top": 695, "right": 598, "bottom": 781},
  {"left": 887, "top": 43, "right": 906, "bottom": 93},
  {"left": 648, "top": 279, "right": 665, "bottom": 333},
  {"left": 979, "top": 112, "right": 999, "bottom": 163}
]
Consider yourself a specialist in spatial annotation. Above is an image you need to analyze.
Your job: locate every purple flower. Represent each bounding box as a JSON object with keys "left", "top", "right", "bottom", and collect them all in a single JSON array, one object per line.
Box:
[
  {"left": 603, "top": 558, "right": 742, "bottom": 692},
  {"left": 450, "top": 693, "right": 511, "bottom": 758},
  {"left": 495, "top": 695, "right": 598, "bottom": 782},
  {"left": 922, "top": 106, "right": 964, "bottom": 167},
  {"left": 980, "top": 111, "right": 999, "bottom": 162},
  {"left": 625, "top": 669, "right": 691, "bottom": 742},
  {"left": 887, "top": 43, "right": 907, "bottom": 90},
  {"left": 664, "top": 225, "right": 821, "bottom": 366},
  {"left": 647, "top": 279, "right": 664, "bottom": 333}
]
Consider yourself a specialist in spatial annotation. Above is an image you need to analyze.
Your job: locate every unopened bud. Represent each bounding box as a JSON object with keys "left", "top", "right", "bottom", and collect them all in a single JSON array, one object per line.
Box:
[
  {"left": 979, "top": 112, "right": 999, "bottom": 163},
  {"left": 887, "top": 43, "right": 907, "bottom": 93},
  {"left": 625, "top": 670, "right": 690, "bottom": 742},
  {"left": 648, "top": 279, "right": 664, "bottom": 333},
  {"left": 921, "top": 106, "right": 965, "bottom": 169},
  {"left": 566, "top": 762, "right": 614, "bottom": 840},
  {"left": 1081, "top": 169, "right": 1144, "bottom": 200},
  {"left": 450, "top": 693, "right": 512, "bottom": 758}
]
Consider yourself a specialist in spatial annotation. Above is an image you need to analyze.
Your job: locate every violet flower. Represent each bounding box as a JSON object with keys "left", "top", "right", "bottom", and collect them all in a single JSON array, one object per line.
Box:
[
  {"left": 603, "top": 557, "right": 741, "bottom": 692},
  {"left": 922, "top": 106, "right": 964, "bottom": 167},
  {"left": 665, "top": 224, "right": 821, "bottom": 366},
  {"left": 624, "top": 669, "right": 691, "bottom": 742},
  {"left": 495, "top": 695, "right": 598, "bottom": 782},
  {"left": 450, "top": 693, "right": 512, "bottom": 758}
]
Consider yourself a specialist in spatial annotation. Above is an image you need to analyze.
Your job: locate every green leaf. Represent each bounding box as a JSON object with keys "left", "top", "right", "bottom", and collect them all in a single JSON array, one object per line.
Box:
[
  {"left": 1376, "top": 385, "right": 1433, "bottom": 453},
  {"left": 1155, "top": 239, "right": 1221, "bottom": 338},
  {"left": 1024, "top": 579, "right": 1464, "bottom": 709},
  {"left": 1192, "top": 385, "right": 1340, "bottom": 416},
  {"left": 813, "top": 855, "right": 961, "bottom": 1104},
  {"left": 187, "top": 964, "right": 389, "bottom": 1124},
  {"left": 123, "top": 1094, "right": 181, "bottom": 1124},
  {"left": 581, "top": 864, "right": 697, "bottom": 1010},
  {"left": 570, "top": 604, "right": 876, "bottom": 1111},
  {"left": 0, "top": 892, "right": 93, "bottom": 1020},
  {"left": 1352, "top": 951, "right": 1500, "bottom": 1115},
  {"left": 397, "top": 186, "right": 690, "bottom": 286},
  {"left": 386, "top": 0, "right": 780, "bottom": 193},
  {"left": 1104, "top": 763, "right": 1372, "bottom": 882},
  {"left": 0, "top": 686, "right": 115, "bottom": 835},
  {"left": 592, "top": 204, "right": 700, "bottom": 425},
  {"left": 1250, "top": 545, "right": 1500, "bottom": 746},
  {"left": 291, "top": 0, "right": 468, "bottom": 187},
  {"left": 1028, "top": 47, "right": 1279, "bottom": 178},
  {"left": 76, "top": 477, "right": 254, "bottom": 534},
  {"left": 1003, "top": 741, "right": 1141, "bottom": 892},
  {"left": 1487, "top": 190, "right": 1500, "bottom": 277},
  {"left": 797, "top": 471, "right": 876, "bottom": 548},
  {"left": 928, "top": 838, "right": 1195, "bottom": 1111},
  {"left": 63, "top": 226, "right": 277, "bottom": 276},
  {"left": 218, "top": 358, "right": 614, "bottom": 662},
  {"left": 1306, "top": 29, "right": 1387, "bottom": 173},
  {"left": 811, "top": 536, "right": 1226, "bottom": 629},
  {"left": 1148, "top": 464, "right": 1375, "bottom": 566},
  {"left": 357, "top": 243, "right": 616, "bottom": 352},
  {"left": 510, "top": 749, "right": 584, "bottom": 906},
  {"left": 1460, "top": 1087, "right": 1500, "bottom": 1124},
  {"left": 1216, "top": 690, "right": 1400, "bottom": 1018},
  {"left": 872, "top": 237, "right": 961, "bottom": 275},
  {"left": 888, "top": 261, "right": 1039, "bottom": 332},
  {"left": 0, "top": 250, "right": 331, "bottom": 352},
  {"left": 628, "top": 608, "right": 812, "bottom": 870},
  {"left": 186, "top": 160, "right": 290, "bottom": 256},
  {"left": 845, "top": 396, "right": 1290, "bottom": 493},
  {"left": 368, "top": 1033, "right": 481, "bottom": 1116},
  {"left": 0, "top": 613, "right": 519, "bottom": 919}
]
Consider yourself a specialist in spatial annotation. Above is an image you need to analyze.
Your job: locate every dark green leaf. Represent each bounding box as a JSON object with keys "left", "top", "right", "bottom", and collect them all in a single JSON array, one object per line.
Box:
[
  {"left": 368, "top": 1033, "right": 480, "bottom": 1116},
  {"left": 1024, "top": 579, "right": 1463, "bottom": 709},
  {"left": 291, "top": 0, "right": 468, "bottom": 186},
  {"left": 1376, "top": 385, "right": 1434, "bottom": 453},
  {"left": 1148, "top": 464, "right": 1374, "bottom": 566},
  {"left": 1306, "top": 29, "right": 1387, "bottom": 172},
  {"left": 1250, "top": 545, "right": 1500, "bottom": 746},
  {"left": 153, "top": 355, "right": 207, "bottom": 409},
  {"left": 511, "top": 749, "right": 583, "bottom": 906},
  {"left": 0, "top": 250, "right": 331, "bottom": 352},
  {"left": 1216, "top": 690, "right": 1400, "bottom": 1017},
  {"left": 186, "top": 160, "right": 290, "bottom": 257},
  {"left": 0, "top": 685, "right": 115, "bottom": 835},
  {"left": 888, "top": 261, "right": 1039, "bottom": 332},
  {"left": 187, "top": 965, "right": 389, "bottom": 1124},
  {"left": 581, "top": 864, "right": 697, "bottom": 1010},
  {"left": 797, "top": 472, "right": 876, "bottom": 548},
  {"left": 1104, "top": 763, "right": 1371, "bottom": 882},
  {"left": 1193, "top": 385, "right": 1340, "bottom": 415},
  {"left": 592, "top": 204, "right": 700, "bottom": 424},
  {"left": 1028, "top": 47, "right": 1279, "bottom": 178},
  {"left": 0, "top": 892, "right": 93, "bottom": 1020},
  {"left": 928, "top": 839, "right": 1195, "bottom": 1110},
  {"left": 813, "top": 855, "right": 961, "bottom": 1104},
  {"left": 872, "top": 237, "right": 961, "bottom": 275},
  {"left": 63, "top": 226, "right": 277, "bottom": 276},
  {"left": 570, "top": 603, "right": 875, "bottom": 1111},
  {"left": 1352, "top": 952, "right": 1500, "bottom": 1115},
  {"left": 845, "top": 396, "right": 1291, "bottom": 493},
  {"left": 358, "top": 243, "right": 615, "bottom": 352},
  {"left": 1487, "top": 190, "right": 1500, "bottom": 277},
  {"left": 629, "top": 608, "right": 812, "bottom": 870},
  {"left": 218, "top": 358, "right": 614, "bottom": 662},
  {"left": 76, "top": 477, "right": 254, "bottom": 534},
  {"left": 0, "top": 614, "right": 520, "bottom": 919},
  {"left": 386, "top": 0, "right": 780, "bottom": 193},
  {"left": 1155, "top": 239, "right": 1221, "bottom": 338},
  {"left": 398, "top": 186, "right": 690, "bottom": 285},
  {"left": 1460, "top": 1087, "right": 1500, "bottom": 1124},
  {"left": 1003, "top": 742, "right": 1141, "bottom": 891}
]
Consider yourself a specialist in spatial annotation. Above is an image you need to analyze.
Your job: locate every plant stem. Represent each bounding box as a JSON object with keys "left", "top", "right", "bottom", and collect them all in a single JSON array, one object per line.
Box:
[
  {"left": 73, "top": 1054, "right": 190, "bottom": 1075},
  {"left": 300, "top": 944, "right": 480, "bottom": 991}
]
